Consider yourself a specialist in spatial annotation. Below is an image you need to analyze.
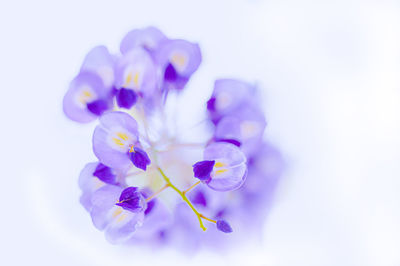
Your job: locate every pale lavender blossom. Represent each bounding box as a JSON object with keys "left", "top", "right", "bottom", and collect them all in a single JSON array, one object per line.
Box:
[
  {"left": 214, "top": 106, "right": 267, "bottom": 156},
  {"left": 78, "top": 162, "right": 120, "bottom": 211},
  {"left": 193, "top": 142, "right": 247, "bottom": 191},
  {"left": 207, "top": 79, "right": 256, "bottom": 124},
  {"left": 120, "top": 26, "right": 167, "bottom": 55},
  {"left": 90, "top": 186, "right": 146, "bottom": 244},
  {"left": 80, "top": 46, "right": 116, "bottom": 88},
  {"left": 63, "top": 71, "right": 113, "bottom": 123},
  {"left": 155, "top": 39, "right": 202, "bottom": 91},
  {"left": 92, "top": 111, "right": 151, "bottom": 172},
  {"left": 114, "top": 47, "right": 157, "bottom": 100}
]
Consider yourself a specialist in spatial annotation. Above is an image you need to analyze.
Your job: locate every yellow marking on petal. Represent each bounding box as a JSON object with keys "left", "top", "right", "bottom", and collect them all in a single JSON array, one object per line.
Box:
[
  {"left": 112, "top": 208, "right": 123, "bottom": 218},
  {"left": 215, "top": 169, "right": 228, "bottom": 175},
  {"left": 116, "top": 213, "right": 128, "bottom": 223},
  {"left": 171, "top": 53, "right": 187, "bottom": 68},
  {"left": 116, "top": 132, "right": 129, "bottom": 141},
  {"left": 133, "top": 72, "right": 139, "bottom": 87},
  {"left": 112, "top": 132, "right": 129, "bottom": 146},
  {"left": 94, "top": 179, "right": 104, "bottom": 189},
  {"left": 217, "top": 92, "right": 233, "bottom": 110},
  {"left": 125, "top": 72, "right": 132, "bottom": 85},
  {"left": 125, "top": 71, "right": 140, "bottom": 87},
  {"left": 112, "top": 137, "right": 124, "bottom": 146},
  {"left": 83, "top": 90, "right": 92, "bottom": 97},
  {"left": 240, "top": 121, "right": 260, "bottom": 139},
  {"left": 214, "top": 162, "right": 226, "bottom": 168},
  {"left": 79, "top": 90, "right": 93, "bottom": 104}
]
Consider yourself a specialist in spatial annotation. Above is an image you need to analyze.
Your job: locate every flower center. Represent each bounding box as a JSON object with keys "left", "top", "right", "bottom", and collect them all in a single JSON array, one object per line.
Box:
[
  {"left": 216, "top": 92, "right": 233, "bottom": 110},
  {"left": 124, "top": 65, "right": 142, "bottom": 89},
  {"left": 170, "top": 52, "right": 187, "bottom": 71},
  {"left": 77, "top": 86, "right": 96, "bottom": 107},
  {"left": 240, "top": 120, "right": 261, "bottom": 139},
  {"left": 112, "top": 132, "right": 130, "bottom": 147}
]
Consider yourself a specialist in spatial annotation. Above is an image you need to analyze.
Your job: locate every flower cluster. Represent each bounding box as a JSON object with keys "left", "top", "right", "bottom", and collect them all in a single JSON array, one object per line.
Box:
[{"left": 64, "top": 27, "right": 284, "bottom": 248}]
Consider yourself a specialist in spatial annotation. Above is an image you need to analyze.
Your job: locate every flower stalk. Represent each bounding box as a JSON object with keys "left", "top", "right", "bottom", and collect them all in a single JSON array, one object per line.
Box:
[{"left": 156, "top": 167, "right": 207, "bottom": 231}]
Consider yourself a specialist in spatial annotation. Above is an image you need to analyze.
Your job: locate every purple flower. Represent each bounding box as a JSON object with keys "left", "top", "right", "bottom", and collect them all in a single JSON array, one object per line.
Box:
[
  {"left": 155, "top": 39, "right": 201, "bottom": 91},
  {"left": 193, "top": 142, "right": 247, "bottom": 191},
  {"left": 79, "top": 162, "right": 107, "bottom": 211},
  {"left": 78, "top": 162, "right": 121, "bottom": 211},
  {"left": 116, "top": 87, "right": 137, "bottom": 109},
  {"left": 114, "top": 48, "right": 157, "bottom": 99},
  {"left": 63, "top": 71, "right": 112, "bottom": 123},
  {"left": 214, "top": 106, "right": 266, "bottom": 156},
  {"left": 120, "top": 26, "right": 167, "bottom": 55},
  {"left": 92, "top": 111, "right": 151, "bottom": 171},
  {"left": 86, "top": 99, "right": 109, "bottom": 116},
  {"left": 90, "top": 185, "right": 146, "bottom": 244},
  {"left": 93, "top": 163, "right": 119, "bottom": 185},
  {"left": 116, "top": 187, "right": 146, "bottom": 212},
  {"left": 80, "top": 46, "right": 116, "bottom": 88},
  {"left": 207, "top": 79, "right": 256, "bottom": 124}
]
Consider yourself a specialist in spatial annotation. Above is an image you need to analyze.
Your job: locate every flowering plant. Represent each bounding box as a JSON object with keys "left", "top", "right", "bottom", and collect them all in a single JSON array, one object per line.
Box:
[{"left": 63, "top": 27, "right": 284, "bottom": 249}]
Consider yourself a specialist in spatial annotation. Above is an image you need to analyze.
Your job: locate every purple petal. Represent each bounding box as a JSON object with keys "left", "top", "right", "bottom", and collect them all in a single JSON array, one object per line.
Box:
[
  {"left": 144, "top": 199, "right": 156, "bottom": 216},
  {"left": 116, "top": 187, "right": 145, "bottom": 213},
  {"left": 80, "top": 45, "right": 116, "bottom": 88},
  {"left": 216, "top": 220, "right": 233, "bottom": 233},
  {"left": 118, "top": 187, "right": 139, "bottom": 202},
  {"left": 140, "top": 188, "right": 156, "bottom": 216},
  {"left": 104, "top": 210, "right": 144, "bottom": 244},
  {"left": 116, "top": 88, "right": 137, "bottom": 109},
  {"left": 190, "top": 190, "right": 207, "bottom": 207},
  {"left": 116, "top": 199, "right": 142, "bottom": 212},
  {"left": 164, "top": 63, "right": 178, "bottom": 81},
  {"left": 207, "top": 79, "right": 256, "bottom": 122},
  {"left": 90, "top": 185, "right": 123, "bottom": 230},
  {"left": 87, "top": 99, "right": 109, "bottom": 116},
  {"left": 192, "top": 160, "right": 215, "bottom": 181},
  {"left": 155, "top": 39, "right": 202, "bottom": 77},
  {"left": 162, "top": 75, "right": 189, "bottom": 91},
  {"left": 206, "top": 97, "right": 216, "bottom": 112},
  {"left": 215, "top": 138, "right": 241, "bottom": 147},
  {"left": 129, "top": 147, "right": 151, "bottom": 171},
  {"left": 93, "top": 163, "right": 118, "bottom": 185},
  {"left": 78, "top": 162, "right": 105, "bottom": 211},
  {"left": 120, "top": 27, "right": 167, "bottom": 54}
]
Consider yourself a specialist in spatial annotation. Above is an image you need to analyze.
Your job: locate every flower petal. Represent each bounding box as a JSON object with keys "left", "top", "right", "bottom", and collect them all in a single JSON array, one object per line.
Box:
[{"left": 129, "top": 147, "right": 151, "bottom": 171}]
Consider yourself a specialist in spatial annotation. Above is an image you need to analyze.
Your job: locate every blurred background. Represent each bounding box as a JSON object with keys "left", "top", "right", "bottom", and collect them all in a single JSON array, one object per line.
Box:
[{"left": 1, "top": 0, "right": 400, "bottom": 265}]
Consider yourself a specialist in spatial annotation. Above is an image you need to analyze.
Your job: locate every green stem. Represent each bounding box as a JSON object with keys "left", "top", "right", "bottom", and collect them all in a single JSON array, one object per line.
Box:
[{"left": 157, "top": 167, "right": 206, "bottom": 231}]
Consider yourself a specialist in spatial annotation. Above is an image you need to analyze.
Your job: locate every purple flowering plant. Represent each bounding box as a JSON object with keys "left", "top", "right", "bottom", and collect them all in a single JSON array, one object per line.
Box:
[{"left": 64, "top": 26, "right": 284, "bottom": 248}]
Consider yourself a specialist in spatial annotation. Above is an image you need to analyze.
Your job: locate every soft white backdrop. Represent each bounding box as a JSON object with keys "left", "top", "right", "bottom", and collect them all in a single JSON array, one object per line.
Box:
[{"left": 1, "top": 0, "right": 399, "bottom": 265}]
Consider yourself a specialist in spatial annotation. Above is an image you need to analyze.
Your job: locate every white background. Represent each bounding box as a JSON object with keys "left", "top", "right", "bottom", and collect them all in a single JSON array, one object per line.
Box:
[{"left": 1, "top": 0, "right": 400, "bottom": 265}]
